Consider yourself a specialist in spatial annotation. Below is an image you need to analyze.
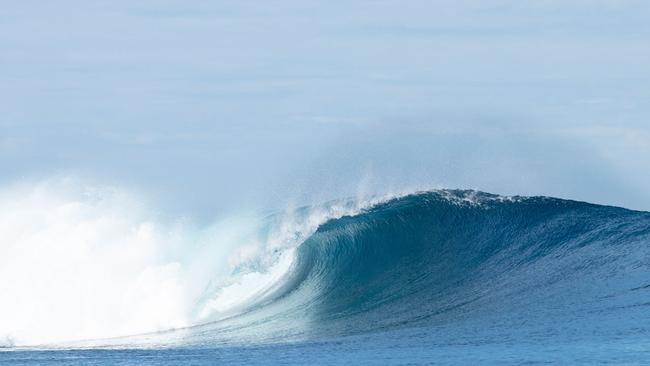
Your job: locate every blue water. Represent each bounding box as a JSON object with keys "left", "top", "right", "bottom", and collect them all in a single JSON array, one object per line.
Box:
[{"left": 3, "top": 190, "right": 650, "bottom": 364}]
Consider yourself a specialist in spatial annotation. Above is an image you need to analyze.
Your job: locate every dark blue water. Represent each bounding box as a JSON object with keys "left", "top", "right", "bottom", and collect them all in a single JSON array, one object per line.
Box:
[{"left": 3, "top": 190, "right": 650, "bottom": 364}]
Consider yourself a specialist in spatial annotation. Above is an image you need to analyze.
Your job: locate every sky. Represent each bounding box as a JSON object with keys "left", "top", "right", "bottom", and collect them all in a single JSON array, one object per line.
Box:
[{"left": 1, "top": 0, "right": 650, "bottom": 216}]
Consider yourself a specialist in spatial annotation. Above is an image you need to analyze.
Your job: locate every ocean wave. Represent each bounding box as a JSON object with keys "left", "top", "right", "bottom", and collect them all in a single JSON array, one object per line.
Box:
[{"left": 3, "top": 184, "right": 649, "bottom": 349}]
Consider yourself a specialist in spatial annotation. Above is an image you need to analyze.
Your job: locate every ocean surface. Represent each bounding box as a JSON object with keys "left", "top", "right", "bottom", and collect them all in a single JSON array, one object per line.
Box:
[{"left": 2, "top": 190, "right": 650, "bottom": 364}]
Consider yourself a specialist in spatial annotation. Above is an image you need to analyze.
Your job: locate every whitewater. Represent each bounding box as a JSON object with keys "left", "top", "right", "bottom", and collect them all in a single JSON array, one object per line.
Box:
[
  {"left": 1, "top": 179, "right": 650, "bottom": 364},
  {"left": 0, "top": 178, "right": 400, "bottom": 347}
]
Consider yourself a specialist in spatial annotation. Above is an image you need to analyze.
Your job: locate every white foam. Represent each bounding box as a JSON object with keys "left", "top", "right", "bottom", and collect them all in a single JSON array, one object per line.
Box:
[
  {"left": 0, "top": 178, "right": 192, "bottom": 345},
  {"left": 0, "top": 177, "right": 403, "bottom": 346}
]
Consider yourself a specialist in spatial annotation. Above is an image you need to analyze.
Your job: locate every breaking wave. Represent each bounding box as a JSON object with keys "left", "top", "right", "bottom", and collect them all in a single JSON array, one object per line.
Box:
[{"left": 2, "top": 181, "right": 650, "bottom": 349}]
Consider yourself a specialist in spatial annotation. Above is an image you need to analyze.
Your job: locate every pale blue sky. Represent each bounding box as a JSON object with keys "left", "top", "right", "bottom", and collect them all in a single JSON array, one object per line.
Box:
[{"left": 1, "top": 1, "right": 649, "bottom": 215}]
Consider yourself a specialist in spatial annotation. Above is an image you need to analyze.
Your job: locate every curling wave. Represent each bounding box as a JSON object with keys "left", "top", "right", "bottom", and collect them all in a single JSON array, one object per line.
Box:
[
  {"left": 4, "top": 186, "right": 650, "bottom": 349},
  {"left": 128, "top": 190, "right": 650, "bottom": 347}
]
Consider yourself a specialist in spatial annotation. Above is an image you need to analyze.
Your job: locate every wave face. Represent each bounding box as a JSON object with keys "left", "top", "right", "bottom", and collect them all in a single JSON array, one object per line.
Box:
[{"left": 135, "top": 190, "right": 650, "bottom": 348}]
